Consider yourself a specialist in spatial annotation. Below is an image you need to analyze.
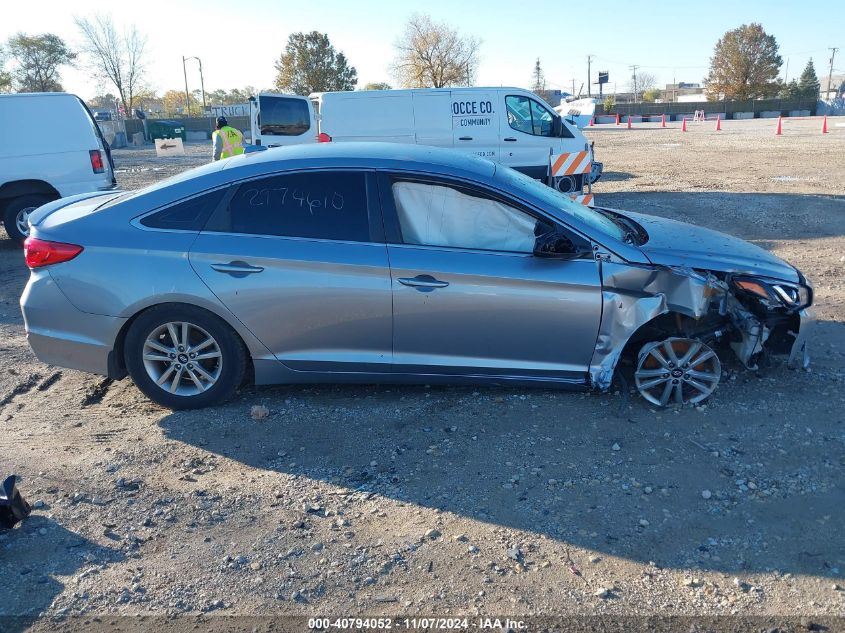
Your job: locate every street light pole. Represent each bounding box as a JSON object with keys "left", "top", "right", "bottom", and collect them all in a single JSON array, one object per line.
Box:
[
  {"left": 182, "top": 56, "right": 207, "bottom": 115},
  {"left": 182, "top": 56, "right": 191, "bottom": 116},
  {"left": 197, "top": 58, "right": 207, "bottom": 113}
]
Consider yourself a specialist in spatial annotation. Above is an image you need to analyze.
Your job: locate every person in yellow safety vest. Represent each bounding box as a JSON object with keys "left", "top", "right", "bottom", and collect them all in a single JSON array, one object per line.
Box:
[{"left": 212, "top": 116, "right": 245, "bottom": 161}]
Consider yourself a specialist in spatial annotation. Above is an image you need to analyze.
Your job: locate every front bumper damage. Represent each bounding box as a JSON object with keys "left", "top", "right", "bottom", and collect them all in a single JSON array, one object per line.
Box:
[{"left": 589, "top": 262, "right": 813, "bottom": 392}]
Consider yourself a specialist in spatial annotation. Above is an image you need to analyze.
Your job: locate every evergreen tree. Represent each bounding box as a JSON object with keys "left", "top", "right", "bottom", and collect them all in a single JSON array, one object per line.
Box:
[{"left": 796, "top": 59, "right": 820, "bottom": 98}]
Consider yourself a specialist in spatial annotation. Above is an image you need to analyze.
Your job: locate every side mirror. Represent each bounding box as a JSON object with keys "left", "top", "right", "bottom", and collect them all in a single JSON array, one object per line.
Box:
[{"left": 533, "top": 231, "right": 590, "bottom": 260}]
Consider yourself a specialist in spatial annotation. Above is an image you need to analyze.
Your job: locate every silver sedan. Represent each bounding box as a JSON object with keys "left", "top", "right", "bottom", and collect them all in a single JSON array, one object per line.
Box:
[{"left": 20, "top": 143, "right": 813, "bottom": 409}]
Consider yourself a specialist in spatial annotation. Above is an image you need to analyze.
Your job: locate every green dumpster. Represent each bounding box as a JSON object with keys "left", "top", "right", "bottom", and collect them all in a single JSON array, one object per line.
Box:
[{"left": 147, "top": 119, "right": 187, "bottom": 141}]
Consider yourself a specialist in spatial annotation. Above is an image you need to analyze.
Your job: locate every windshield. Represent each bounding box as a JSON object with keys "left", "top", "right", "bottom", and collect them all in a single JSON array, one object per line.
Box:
[{"left": 495, "top": 167, "right": 626, "bottom": 241}]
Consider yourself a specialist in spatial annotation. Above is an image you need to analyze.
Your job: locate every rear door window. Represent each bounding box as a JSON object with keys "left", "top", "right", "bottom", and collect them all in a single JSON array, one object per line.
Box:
[
  {"left": 259, "top": 95, "right": 311, "bottom": 136},
  {"left": 209, "top": 171, "right": 373, "bottom": 242}
]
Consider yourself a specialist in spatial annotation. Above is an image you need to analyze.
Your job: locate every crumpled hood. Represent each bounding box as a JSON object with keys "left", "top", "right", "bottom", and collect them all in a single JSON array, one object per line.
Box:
[{"left": 622, "top": 210, "right": 799, "bottom": 283}]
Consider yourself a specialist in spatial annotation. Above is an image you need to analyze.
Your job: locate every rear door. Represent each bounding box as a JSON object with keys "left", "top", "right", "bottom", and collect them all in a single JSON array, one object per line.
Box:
[
  {"left": 253, "top": 93, "right": 316, "bottom": 147},
  {"left": 189, "top": 170, "right": 393, "bottom": 372},
  {"left": 450, "top": 91, "right": 499, "bottom": 162}
]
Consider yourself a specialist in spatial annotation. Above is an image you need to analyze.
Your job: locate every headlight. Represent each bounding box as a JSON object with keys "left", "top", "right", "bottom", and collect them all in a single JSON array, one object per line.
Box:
[{"left": 732, "top": 277, "right": 811, "bottom": 309}]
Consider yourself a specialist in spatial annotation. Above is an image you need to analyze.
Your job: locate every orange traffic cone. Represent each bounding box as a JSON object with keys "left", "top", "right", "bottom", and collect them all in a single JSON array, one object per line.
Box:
[
  {"left": 822, "top": 115, "right": 828, "bottom": 134},
  {"left": 660, "top": 113, "right": 666, "bottom": 128},
  {"left": 715, "top": 114, "right": 721, "bottom": 131},
  {"left": 776, "top": 116, "right": 782, "bottom": 135},
  {"left": 589, "top": 117, "right": 594, "bottom": 127},
  {"left": 682, "top": 117, "right": 687, "bottom": 132},
  {"left": 615, "top": 113, "right": 621, "bottom": 126},
  {"left": 627, "top": 115, "right": 632, "bottom": 129}
]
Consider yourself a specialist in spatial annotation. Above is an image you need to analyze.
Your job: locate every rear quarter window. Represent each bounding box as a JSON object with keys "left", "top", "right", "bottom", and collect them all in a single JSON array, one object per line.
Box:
[{"left": 140, "top": 189, "right": 226, "bottom": 231}]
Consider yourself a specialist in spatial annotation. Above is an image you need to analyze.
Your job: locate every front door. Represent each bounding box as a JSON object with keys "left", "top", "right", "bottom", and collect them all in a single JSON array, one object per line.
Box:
[
  {"left": 500, "top": 93, "right": 561, "bottom": 180},
  {"left": 190, "top": 170, "right": 392, "bottom": 372},
  {"left": 379, "top": 174, "right": 602, "bottom": 379}
]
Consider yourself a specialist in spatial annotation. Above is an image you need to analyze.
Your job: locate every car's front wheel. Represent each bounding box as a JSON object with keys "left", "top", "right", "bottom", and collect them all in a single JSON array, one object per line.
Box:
[
  {"left": 3, "top": 195, "right": 53, "bottom": 244},
  {"left": 124, "top": 304, "right": 247, "bottom": 409}
]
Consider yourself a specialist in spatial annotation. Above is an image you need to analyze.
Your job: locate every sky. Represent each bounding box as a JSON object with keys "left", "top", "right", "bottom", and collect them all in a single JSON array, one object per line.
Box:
[{"left": 4, "top": 0, "right": 844, "bottom": 101}]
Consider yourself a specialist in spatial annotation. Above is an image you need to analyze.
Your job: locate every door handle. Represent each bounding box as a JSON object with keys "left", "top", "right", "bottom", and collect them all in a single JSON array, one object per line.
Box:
[
  {"left": 211, "top": 261, "right": 264, "bottom": 276},
  {"left": 458, "top": 136, "right": 473, "bottom": 141},
  {"left": 504, "top": 137, "right": 517, "bottom": 142},
  {"left": 397, "top": 275, "right": 449, "bottom": 290}
]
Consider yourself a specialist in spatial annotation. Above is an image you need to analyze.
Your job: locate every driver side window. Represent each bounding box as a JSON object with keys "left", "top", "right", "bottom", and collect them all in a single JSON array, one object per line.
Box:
[
  {"left": 506, "top": 95, "right": 555, "bottom": 137},
  {"left": 391, "top": 180, "right": 552, "bottom": 254}
]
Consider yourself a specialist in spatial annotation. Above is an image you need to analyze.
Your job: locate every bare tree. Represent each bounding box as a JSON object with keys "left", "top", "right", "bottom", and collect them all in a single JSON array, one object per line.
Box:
[
  {"left": 75, "top": 14, "right": 147, "bottom": 115},
  {"left": 391, "top": 14, "right": 481, "bottom": 88},
  {"left": 628, "top": 70, "right": 656, "bottom": 100}
]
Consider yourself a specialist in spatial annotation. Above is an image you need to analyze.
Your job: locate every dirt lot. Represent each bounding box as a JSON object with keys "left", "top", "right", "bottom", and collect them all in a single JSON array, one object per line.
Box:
[{"left": 1, "top": 117, "right": 844, "bottom": 629}]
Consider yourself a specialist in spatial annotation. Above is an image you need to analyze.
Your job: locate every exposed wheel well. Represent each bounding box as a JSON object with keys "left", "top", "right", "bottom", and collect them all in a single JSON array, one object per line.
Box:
[
  {"left": 112, "top": 302, "right": 255, "bottom": 384},
  {"left": 0, "top": 180, "right": 61, "bottom": 208},
  {"left": 617, "top": 312, "right": 702, "bottom": 367}
]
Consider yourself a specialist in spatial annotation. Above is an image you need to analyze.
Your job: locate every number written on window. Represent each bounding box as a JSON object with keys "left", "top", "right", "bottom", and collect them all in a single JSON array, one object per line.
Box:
[{"left": 221, "top": 171, "right": 370, "bottom": 242}]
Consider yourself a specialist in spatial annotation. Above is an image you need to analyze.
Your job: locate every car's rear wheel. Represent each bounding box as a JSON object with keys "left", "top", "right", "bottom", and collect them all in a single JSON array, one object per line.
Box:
[
  {"left": 634, "top": 337, "right": 721, "bottom": 407},
  {"left": 125, "top": 305, "right": 247, "bottom": 410},
  {"left": 3, "top": 195, "right": 53, "bottom": 245}
]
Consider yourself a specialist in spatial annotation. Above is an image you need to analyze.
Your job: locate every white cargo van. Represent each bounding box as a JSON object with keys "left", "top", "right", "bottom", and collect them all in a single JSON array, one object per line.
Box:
[
  {"left": 0, "top": 93, "right": 116, "bottom": 243},
  {"left": 249, "top": 88, "right": 602, "bottom": 194}
]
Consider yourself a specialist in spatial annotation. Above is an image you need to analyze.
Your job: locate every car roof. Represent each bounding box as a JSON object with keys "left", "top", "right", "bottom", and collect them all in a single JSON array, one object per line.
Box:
[{"left": 222, "top": 142, "right": 497, "bottom": 179}]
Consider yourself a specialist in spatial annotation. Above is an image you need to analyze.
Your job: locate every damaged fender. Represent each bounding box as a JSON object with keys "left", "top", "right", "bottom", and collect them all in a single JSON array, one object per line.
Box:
[{"left": 589, "top": 262, "right": 727, "bottom": 391}]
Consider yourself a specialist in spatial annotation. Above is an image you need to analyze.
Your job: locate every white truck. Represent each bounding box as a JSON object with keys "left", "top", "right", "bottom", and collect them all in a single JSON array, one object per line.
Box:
[{"left": 248, "top": 87, "right": 602, "bottom": 196}]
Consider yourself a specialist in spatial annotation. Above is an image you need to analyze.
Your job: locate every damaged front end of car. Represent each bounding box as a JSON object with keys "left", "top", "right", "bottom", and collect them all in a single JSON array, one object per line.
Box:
[{"left": 590, "top": 262, "right": 814, "bottom": 407}]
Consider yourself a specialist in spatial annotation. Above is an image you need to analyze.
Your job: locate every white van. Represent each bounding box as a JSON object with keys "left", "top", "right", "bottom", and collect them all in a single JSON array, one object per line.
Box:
[
  {"left": 0, "top": 93, "right": 116, "bottom": 243},
  {"left": 249, "top": 87, "right": 602, "bottom": 195}
]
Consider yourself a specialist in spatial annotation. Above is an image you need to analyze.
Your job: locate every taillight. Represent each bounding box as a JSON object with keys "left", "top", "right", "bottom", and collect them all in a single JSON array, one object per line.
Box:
[
  {"left": 89, "top": 149, "right": 105, "bottom": 173},
  {"left": 24, "top": 238, "right": 83, "bottom": 269},
  {"left": 317, "top": 132, "right": 332, "bottom": 143}
]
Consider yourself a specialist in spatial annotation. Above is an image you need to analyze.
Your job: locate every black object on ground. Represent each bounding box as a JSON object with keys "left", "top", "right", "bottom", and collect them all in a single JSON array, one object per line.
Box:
[{"left": 0, "top": 475, "right": 31, "bottom": 529}]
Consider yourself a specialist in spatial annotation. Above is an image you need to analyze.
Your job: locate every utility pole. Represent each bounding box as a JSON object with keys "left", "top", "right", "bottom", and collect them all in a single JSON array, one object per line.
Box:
[
  {"left": 828, "top": 48, "right": 839, "bottom": 100},
  {"left": 629, "top": 65, "right": 639, "bottom": 103},
  {"left": 587, "top": 54, "right": 594, "bottom": 97}
]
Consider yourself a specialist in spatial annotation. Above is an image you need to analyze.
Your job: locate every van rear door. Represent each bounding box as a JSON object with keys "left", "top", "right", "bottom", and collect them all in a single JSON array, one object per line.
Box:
[
  {"left": 450, "top": 91, "right": 499, "bottom": 162},
  {"left": 253, "top": 93, "right": 315, "bottom": 147}
]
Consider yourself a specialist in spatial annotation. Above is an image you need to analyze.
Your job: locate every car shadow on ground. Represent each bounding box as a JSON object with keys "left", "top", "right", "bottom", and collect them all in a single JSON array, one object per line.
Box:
[
  {"left": 159, "top": 332, "right": 845, "bottom": 581},
  {"left": 0, "top": 513, "right": 124, "bottom": 632}
]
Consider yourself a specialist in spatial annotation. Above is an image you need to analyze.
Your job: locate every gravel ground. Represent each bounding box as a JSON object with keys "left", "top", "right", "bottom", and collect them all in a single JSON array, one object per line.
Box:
[{"left": 1, "top": 117, "right": 844, "bottom": 628}]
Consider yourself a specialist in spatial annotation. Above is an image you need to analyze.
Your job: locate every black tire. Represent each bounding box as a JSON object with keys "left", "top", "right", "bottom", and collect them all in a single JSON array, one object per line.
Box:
[
  {"left": 3, "top": 195, "right": 53, "bottom": 245},
  {"left": 124, "top": 304, "right": 247, "bottom": 410}
]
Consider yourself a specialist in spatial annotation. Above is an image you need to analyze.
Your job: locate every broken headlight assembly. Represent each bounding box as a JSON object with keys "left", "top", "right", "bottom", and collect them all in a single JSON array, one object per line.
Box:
[{"left": 731, "top": 276, "right": 812, "bottom": 311}]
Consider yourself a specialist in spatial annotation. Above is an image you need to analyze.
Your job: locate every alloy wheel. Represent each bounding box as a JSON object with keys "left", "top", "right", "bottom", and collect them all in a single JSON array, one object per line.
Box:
[
  {"left": 16, "top": 207, "right": 33, "bottom": 238},
  {"left": 142, "top": 321, "right": 223, "bottom": 396},
  {"left": 634, "top": 338, "right": 721, "bottom": 406}
]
